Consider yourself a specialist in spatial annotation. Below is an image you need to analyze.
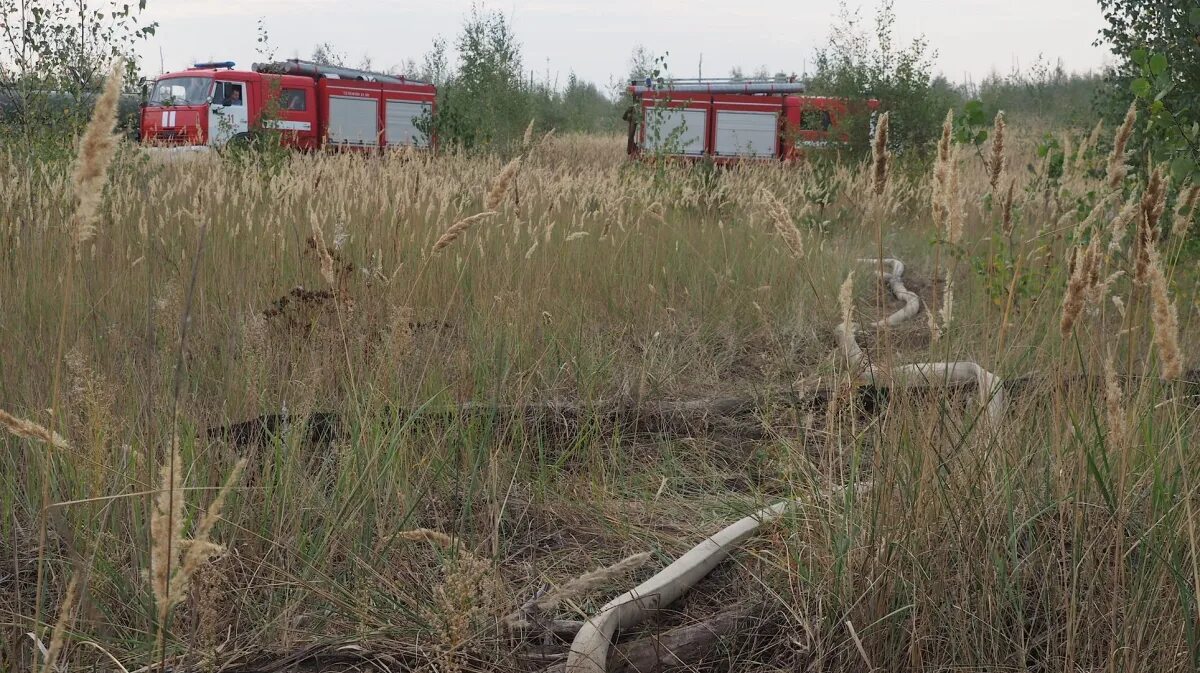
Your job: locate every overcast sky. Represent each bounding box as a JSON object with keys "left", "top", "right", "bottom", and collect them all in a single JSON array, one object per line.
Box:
[{"left": 137, "top": 0, "right": 1112, "bottom": 90}]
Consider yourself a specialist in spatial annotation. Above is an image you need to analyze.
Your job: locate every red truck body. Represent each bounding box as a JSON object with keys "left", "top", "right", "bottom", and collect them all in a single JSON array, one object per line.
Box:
[
  {"left": 140, "top": 60, "right": 436, "bottom": 152},
  {"left": 626, "top": 79, "right": 880, "bottom": 162}
]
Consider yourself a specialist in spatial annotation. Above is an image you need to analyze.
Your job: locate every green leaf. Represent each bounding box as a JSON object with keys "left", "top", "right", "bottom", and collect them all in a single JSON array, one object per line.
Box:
[
  {"left": 1171, "top": 156, "right": 1196, "bottom": 182},
  {"left": 1190, "top": 8, "right": 1200, "bottom": 27},
  {"left": 1131, "top": 78, "right": 1151, "bottom": 98},
  {"left": 1132, "top": 48, "right": 1148, "bottom": 65},
  {"left": 1149, "top": 53, "right": 1168, "bottom": 76}
]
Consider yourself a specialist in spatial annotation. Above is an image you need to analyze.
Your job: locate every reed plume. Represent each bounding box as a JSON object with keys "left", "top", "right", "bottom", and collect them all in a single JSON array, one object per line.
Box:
[
  {"left": 1108, "top": 194, "right": 1139, "bottom": 253},
  {"left": 1106, "top": 103, "right": 1136, "bottom": 190},
  {"left": 309, "top": 223, "right": 337, "bottom": 286},
  {"left": 838, "top": 271, "right": 855, "bottom": 340},
  {"left": 1173, "top": 183, "right": 1199, "bottom": 240},
  {"left": 151, "top": 446, "right": 245, "bottom": 649},
  {"left": 1146, "top": 244, "right": 1183, "bottom": 379},
  {"left": 1001, "top": 178, "right": 1016, "bottom": 236},
  {"left": 945, "top": 145, "right": 963, "bottom": 245},
  {"left": 871, "top": 112, "right": 890, "bottom": 196},
  {"left": 522, "top": 118, "right": 536, "bottom": 149},
  {"left": 988, "top": 111, "right": 1006, "bottom": 191},
  {"left": 485, "top": 156, "right": 523, "bottom": 210},
  {"left": 432, "top": 211, "right": 496, "bottom": 254},
  {"left": 534, "top": 552, "right": 652, "bottom": 612},
  {"left": 0, "top": 408, "right": 70, "bottom": 450},
  {"left": 1081, "top": 119, "right": 1104, "bottom": 165},
  {"left": 168, "top": 459, "right": 245, "bottom": 602},
  {"left": 397, "top": 527, "right": 457, "bottom": 549},
  {"left": 1060, "top": 238, "right": 1099, "bottom": 336},
  {"left": 71, "top": 59, "right": 124, "bottom": 250},
  {"left": 150, "top": 444, "right": 184, "bottom": 647},
  {"left": 1135, "top": 167, "right": 1167, "bottom": 283},
  {"left": 940, "top": 271, "right": 954, "bottom": 328},
  {"left": 1102, "top": 353, "right": 1127, "bottom": 445},
  {"left": 43, "top": 573, "right": 80, "bottom": 673},
  {"left": 931, "top": 109, "right": 953, "bottom": 235},
  {"left": 760, "top": 189, "right": 805, "bottom": 258}
]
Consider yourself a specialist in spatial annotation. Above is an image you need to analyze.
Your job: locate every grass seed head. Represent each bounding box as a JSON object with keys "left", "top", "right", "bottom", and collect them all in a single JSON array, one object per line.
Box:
[
  {"left": 1106, "top": 103, "right": 1136, "bottom": 190},
  {"left": 988, "top": 111, "right": 1006, "bottom": 191},
  {"left": 871, "top": 112, "right": 890, "bottom": 196},
  {"left": 485, "top": 156, "right": 523, "bottom": 210},
  {"left": 0, "top": 409, "right": 70, "bottom": 450},
  {"left": 432, "top": 211, "right": 497, "bottom": 254},
  {"left": 71, "top": 60, "right": 124, "bottom": 251}
]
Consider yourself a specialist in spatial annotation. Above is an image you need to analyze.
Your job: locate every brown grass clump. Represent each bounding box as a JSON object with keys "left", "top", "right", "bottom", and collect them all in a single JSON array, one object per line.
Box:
[
  {"left": 1106, "top": 103, "right": 1136, "bottom": 190},
  {"left": 0, "top": 408, "right": 70, "bottom": 450},
  {"left": 70, "top": 60, "right": 124, "bottom": 250},
  {"left": 988, "top": 111, "right": 1006, "bottom": 191},
  {"left": 432, "top": 211, "right": 497, "bottom": 254},
  {"left": 871, "top": 112, "right": 890, "bottom": 196},
  {"left": 400, "top": 528, "right": 499, "bottom": 673}
]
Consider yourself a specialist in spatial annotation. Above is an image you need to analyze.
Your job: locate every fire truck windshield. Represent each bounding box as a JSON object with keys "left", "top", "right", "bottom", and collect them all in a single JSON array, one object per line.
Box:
[{"left": 148, "top": 76, "right": 212, "bottom": 106}]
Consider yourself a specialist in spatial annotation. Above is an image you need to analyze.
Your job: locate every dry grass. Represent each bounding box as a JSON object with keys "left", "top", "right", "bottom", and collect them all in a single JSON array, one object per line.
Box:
[{"left": 0, "top": 116, "right": 1198, "bottom": 673}]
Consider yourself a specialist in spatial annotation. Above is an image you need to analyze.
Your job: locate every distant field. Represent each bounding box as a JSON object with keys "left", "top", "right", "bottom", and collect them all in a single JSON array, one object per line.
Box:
[{"left": 2, "top": 118, "right": 1199, "bottom": 672}]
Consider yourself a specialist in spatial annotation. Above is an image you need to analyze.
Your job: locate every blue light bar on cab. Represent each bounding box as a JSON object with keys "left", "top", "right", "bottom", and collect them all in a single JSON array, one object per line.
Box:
[{"left": 193, "top": 61, "right": 235, "bottom": 70}]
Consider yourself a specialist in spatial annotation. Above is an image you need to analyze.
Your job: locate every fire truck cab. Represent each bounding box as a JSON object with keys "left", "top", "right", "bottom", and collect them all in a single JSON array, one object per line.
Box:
[
  {"left": 625, "top": 78, "right": 880, "bottom": 162},
  {"left": 140, "top": 59, "right": 436, "bottom": 152}
]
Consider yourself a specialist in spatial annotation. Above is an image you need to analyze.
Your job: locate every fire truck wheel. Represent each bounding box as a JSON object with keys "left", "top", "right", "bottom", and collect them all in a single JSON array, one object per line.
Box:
[{"left": 226, "top": 132, "right": 254, "bottom": 150}]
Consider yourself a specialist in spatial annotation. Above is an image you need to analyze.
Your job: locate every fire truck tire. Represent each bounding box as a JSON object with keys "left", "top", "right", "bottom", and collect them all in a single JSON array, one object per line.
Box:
[{"left": 226, "top": 132, "right": 254, "bottom": 150}]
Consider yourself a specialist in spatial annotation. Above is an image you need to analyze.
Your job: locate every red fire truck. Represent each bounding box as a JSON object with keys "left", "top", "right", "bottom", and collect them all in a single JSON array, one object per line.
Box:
[
  {"left": 139, "top": 59, "right": 436, "bottom": 152},
  {"left": 625, "top": 78, "right": 879, "bottom": 162}
]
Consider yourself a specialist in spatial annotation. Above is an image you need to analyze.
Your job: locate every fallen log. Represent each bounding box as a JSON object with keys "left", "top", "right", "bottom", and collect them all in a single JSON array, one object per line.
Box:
[{"left": 204, "top": 370, "right": 1199, "bottom": 450}]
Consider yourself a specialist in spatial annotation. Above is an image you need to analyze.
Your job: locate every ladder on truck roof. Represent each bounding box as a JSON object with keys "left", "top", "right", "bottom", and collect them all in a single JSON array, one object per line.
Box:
[
  {"left": 629, "top": 76, "right": 806, "bottom": 95},
  {"left": 251, "top": 59, "right": 429, "bottom": 86}
]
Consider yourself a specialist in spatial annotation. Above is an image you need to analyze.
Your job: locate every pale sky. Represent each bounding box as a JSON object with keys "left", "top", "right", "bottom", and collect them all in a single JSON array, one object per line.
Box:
[{"left": 136, "top": 0, "right": 1112, "bottom": 91}]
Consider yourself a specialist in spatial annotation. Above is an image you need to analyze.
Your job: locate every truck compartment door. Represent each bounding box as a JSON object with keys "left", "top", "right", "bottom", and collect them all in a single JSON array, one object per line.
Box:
[
  {"left": 385, "top": 100, "right": 431, "bottom": 148},
  {"left": 714, "top": 110, "right": 778, "bottom": 158},
  {"left": 641, "top": 106, "right": 707, "bottom": 156},
  {"left": 328, "top": 95, "right": 379, "bottom": 146}
]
